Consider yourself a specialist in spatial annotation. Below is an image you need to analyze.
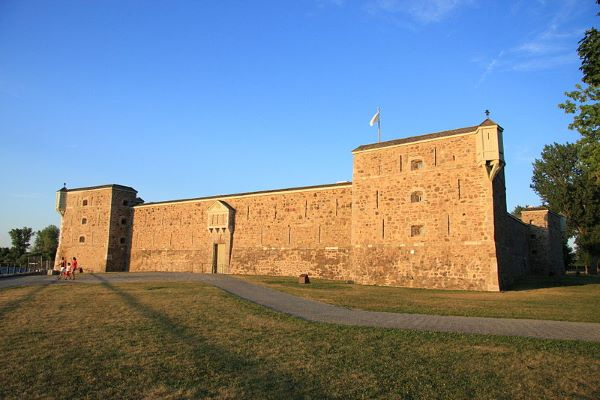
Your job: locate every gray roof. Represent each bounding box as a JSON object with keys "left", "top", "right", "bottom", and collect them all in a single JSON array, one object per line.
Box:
[
  {"left": 58, "top": 184, "right": 137, "bottom": 193},
  {"left": 353, "top": 119, "right": 502, "bottom": 153}
]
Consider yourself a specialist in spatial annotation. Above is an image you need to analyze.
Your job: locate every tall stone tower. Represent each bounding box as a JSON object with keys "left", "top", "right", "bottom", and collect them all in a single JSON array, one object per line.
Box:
[
  {"left": 349, "top": 119, "right": 506, "bottom": 291},
  {"left": 55, "top": 184, "right": 138, "bottom": 272}
]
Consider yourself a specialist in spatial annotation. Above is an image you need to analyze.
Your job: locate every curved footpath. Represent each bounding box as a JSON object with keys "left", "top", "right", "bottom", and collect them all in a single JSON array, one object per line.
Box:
[{"left": 2, "top": 272, "right": 599, "bottom": 343}]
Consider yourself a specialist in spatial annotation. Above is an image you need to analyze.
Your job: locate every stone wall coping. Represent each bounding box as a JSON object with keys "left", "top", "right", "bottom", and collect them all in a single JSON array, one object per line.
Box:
[
  {"left": 57, "top": 184, "right": 137, "bottom": 194},
  {"left": 352, "top": 119, "right": 502, "bottom": 154},
  {"left": 134, "top": 181, "right": 353, "bottom": 208}
]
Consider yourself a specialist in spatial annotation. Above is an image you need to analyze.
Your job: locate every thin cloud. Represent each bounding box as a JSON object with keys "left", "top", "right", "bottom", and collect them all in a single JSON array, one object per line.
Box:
[
  {"left": 367, "top": 0, "right": 474, "bottom": 24},
  {"left": 476, "top": 0, "right": 583, "bottom": 82},
  {"left": 477, "top": 51, "right": 505, "bottom": 86},
  {"left": 511, "top": 53, "right": 578, "bottom": 71}
]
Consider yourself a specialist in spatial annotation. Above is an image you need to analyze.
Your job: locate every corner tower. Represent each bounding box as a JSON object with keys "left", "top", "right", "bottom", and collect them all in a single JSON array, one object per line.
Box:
[
  {"left": 54, "top": 184, "right": 138, "bottom": 272},
  {"left": 349, "top": 119, "right": 505, "bottom": 291}
]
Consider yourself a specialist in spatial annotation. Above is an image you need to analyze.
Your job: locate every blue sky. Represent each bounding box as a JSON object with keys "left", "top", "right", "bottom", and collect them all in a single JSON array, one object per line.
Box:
[{"left": 0, "top": 0, "right": 597, "bottom": 247}]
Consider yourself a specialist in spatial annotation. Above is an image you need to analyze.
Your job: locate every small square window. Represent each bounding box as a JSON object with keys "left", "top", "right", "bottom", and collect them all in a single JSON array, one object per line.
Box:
[
  {"left": 119, "top": 237, "right": 126, "bottom": 245},
  {"left": 410, "top": 191, "right": 423, "bottom": 203},
  {"left": 121, "top": 218, "right": 127, "bottom": 225},
  {"left": 411, "top": 160, "right": 423, "bottom": 171},
  {"left": 82, "top": 199, "right": 88, "bottom": 206},
  {"left": 81, "top": 218, "right": 87, "bottom": 225},
  {"left": 122, "top": 200, "right": 129, "bottom": 206},
  {"left": 410, "top": 225, "right": 423, "bottom": 237},
  {"left": 79, "top": 236, "right": 85, "bottom": 243}
]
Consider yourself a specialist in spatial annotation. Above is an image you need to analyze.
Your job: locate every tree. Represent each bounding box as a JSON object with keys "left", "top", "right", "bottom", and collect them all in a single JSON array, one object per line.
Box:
[
  {"left": 559, "top": 3, "right": 600, "bottom": 181},
  {"left": 531, "top": 143, "right": 600, "bottom": 270},
  {"left": 32, "top": 225, "right": 59, "bottom": 260},
  {"left": 510, "top": 205, "right": 528, "bottom": 219},
  {"left": 0, "top": 247, "right": 10, "bottom": 263},
  {"left": 8, "top": 227, "right": 34, "bottom": 260}
]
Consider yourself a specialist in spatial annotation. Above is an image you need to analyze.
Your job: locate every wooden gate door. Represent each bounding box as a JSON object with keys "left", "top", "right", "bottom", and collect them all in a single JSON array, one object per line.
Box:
[{"left": 216, "top": 244, "right": 228, "bottom": 273}]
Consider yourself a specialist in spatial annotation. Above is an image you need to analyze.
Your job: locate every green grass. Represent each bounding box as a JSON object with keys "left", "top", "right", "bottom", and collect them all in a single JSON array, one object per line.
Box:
[
  {"left": 239, "top": 274, "right": 600, "bottom": 323},
  {"left": 0, "top": 281, "right": 599, "bottom": 399}
]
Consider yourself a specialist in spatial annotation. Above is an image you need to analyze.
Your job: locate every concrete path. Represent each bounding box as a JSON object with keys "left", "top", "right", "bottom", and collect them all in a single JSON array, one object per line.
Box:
[{"left": 2, "top": 272, "right": 600, "bottom": 343}]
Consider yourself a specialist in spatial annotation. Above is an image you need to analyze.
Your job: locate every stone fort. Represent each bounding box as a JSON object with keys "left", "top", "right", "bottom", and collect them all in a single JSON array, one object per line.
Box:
[{"left": 54, "top": 119, "right": 564, "bottom": 291}]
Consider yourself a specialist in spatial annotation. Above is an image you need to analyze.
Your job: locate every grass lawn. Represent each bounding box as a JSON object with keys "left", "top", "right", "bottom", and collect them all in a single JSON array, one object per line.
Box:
[
  {"left": 0, "top": 281, "right": 599, "bottom": 399},
  {"left": 239, "top": 274, "right": 600, "bottom": 323}
]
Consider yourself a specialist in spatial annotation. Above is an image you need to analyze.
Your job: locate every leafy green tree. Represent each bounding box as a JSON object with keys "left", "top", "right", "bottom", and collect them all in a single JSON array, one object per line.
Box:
[
  {"left": 559, "top": 3, "right": 600, "bottom": 180},
  {"left": 0, "top": 247, "right": 11, "bottom": 263},
  {"left": 510, "top": 205, "right": 528, "bottom": 219},
  {"left": 32, "top": 225, "right": 59, "bottom": 260},
  {"left": 8, "top": 227, "right": 34, "bottom": 260},
  {"left": 531, "top": 143, "right": 600, "bottom": 270}
]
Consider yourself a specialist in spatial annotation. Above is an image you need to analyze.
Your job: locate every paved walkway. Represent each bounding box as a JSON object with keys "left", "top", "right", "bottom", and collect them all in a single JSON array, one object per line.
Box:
[{"left": 2, "top": 272, "right": 600, "bottom": 342}]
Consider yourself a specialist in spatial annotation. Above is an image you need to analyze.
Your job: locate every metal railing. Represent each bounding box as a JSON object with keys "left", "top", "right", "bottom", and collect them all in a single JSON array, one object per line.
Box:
[{"left": 0, "top": 257, "right": 54, "bottom": 277}]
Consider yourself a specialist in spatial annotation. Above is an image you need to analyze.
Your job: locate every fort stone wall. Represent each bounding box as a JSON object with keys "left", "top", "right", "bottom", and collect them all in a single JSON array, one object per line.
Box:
[
  {"left": 54, "top": 119, "right": 566, "bottom": 291},
  {"left": 350, "top": 128, "right": 501, "bottom": 291},
  {"left": 521, "top": 209, "right": 565, "bottom": 276},
  {"left": 55, "top": 185, "right": 137, "bottom": 272},
  {"left": 129, "top": 184, "right": 353, "bottom": 279}
]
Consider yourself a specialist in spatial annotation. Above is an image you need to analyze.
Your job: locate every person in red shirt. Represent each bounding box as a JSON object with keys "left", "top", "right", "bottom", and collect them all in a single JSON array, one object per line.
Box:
[{"left": 71, "top": 257, "right": 78, "bottom": 280}]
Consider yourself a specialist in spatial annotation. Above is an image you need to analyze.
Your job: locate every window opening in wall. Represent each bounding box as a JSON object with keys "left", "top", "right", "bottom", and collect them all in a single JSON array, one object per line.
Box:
[
  {"left": 447, "top": 215, "right": 451, "bottom": 235},
  {"left": 382, "top": 219, "right": 385, "bottom": 239},
  {"left": 410, "top": 225, "right": 423, "bottom": 237},
  {"left": 433, "top": 147, "right": 437, "bottom": 166},
  {"left": 411, "top": 160, "right": 423, "bottom": 170},
  {"left": 79, "top": 236, "right": 85, "bottom": 243},
  {"left": 399, "top": 155, "right": 403, "bottom": 172},
  {"left": 410, "top": 191, "right": 423, "bottom": 203},
  {"left": 288, "top": 226, "right": 291, "bottom": 244},
  {"left": 318, "top": 225, "right": 321, "bottom": 243},
  {"left": 457, "top": 179, "right": 462, "bottom": 199},
  {"left": 81, "top": 218, "right": 87, "bottom": 225},
  {"left": 122, "top": 200, "right": 129, "bottom": 206},
  {"left": 335, "top": 199, "right": 338, "bottom": 216},
  {"left": 247, "top": 205, "right": 250, "bottom": 220},
  {"left": 82, "top": 199, "right": 88, "bottom": 206},
  {"left": 120, "top": 237, "right": 126, "bottom": 245},
  {"left": 376, "top": 191, "right": 379, "bottom": 209},
  {"left": 121, "top": 218, "right": 127, "bottom": 225},
  {"left": 304, "top": 200, "right": 308, "bottom": 218},
  {"left": 274, "top": 205, "right": 277, "bottom": 219}
]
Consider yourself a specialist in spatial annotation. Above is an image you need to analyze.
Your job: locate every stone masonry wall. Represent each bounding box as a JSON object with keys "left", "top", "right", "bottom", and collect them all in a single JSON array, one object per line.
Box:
[
  {"left": 495, "top": 214, "right": 530, "bottom": 288},
  {"left": 129, "top": 184, "right": 353, "bottom": 279},
  {"left": 106, "top": 189, "right": 138, "bottom": 272},
  {"left": 55, "top": 188, "right": 112, "bottom": 273},
  {"left": 350, "top": 132, "right": 501, "bottom": 291},
  {"left": 55, "top": 186, "right": 138, "bottom": 273},
  {"left": 521, "top": 209, "right": 565, "bottom": 275}
]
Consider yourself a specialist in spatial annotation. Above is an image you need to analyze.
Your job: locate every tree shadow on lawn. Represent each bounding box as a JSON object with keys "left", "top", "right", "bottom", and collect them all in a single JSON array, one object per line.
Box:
[
  {"left": 93, "top": 275, "right": 331, "bottom": 399},
  {"left": 0, "top": 284, "right": 49, "bottom": 320},
  {"left": 507, "top": 274, "right": 600, "bottom": 291}
]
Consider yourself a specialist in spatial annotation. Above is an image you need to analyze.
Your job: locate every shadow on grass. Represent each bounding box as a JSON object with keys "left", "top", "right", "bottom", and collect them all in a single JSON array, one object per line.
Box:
[
  {"left": 92, "top": 274, "right": 330, "bottom": 399},
  {"left": 0, "top": 284, "right": 48, "bottom": 320},
  {"left": 508, "top": 274, "right": 600, "bottom": 291}
]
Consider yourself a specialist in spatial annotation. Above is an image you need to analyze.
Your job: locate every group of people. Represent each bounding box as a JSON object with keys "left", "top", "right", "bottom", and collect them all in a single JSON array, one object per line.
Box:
[{"left": 56, "top": 257, "right": 80, "bottom": 280}]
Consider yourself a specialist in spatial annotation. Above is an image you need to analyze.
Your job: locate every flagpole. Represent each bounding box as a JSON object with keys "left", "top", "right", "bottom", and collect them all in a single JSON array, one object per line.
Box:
[{"left": 377, "top": 107, "right": 381, "bottom": 143}]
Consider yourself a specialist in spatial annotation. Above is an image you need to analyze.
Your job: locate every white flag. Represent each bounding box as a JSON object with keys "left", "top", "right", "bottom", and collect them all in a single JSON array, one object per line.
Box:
[{"left": 369, "top": 109, "right": 380, "bottom": 126}]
